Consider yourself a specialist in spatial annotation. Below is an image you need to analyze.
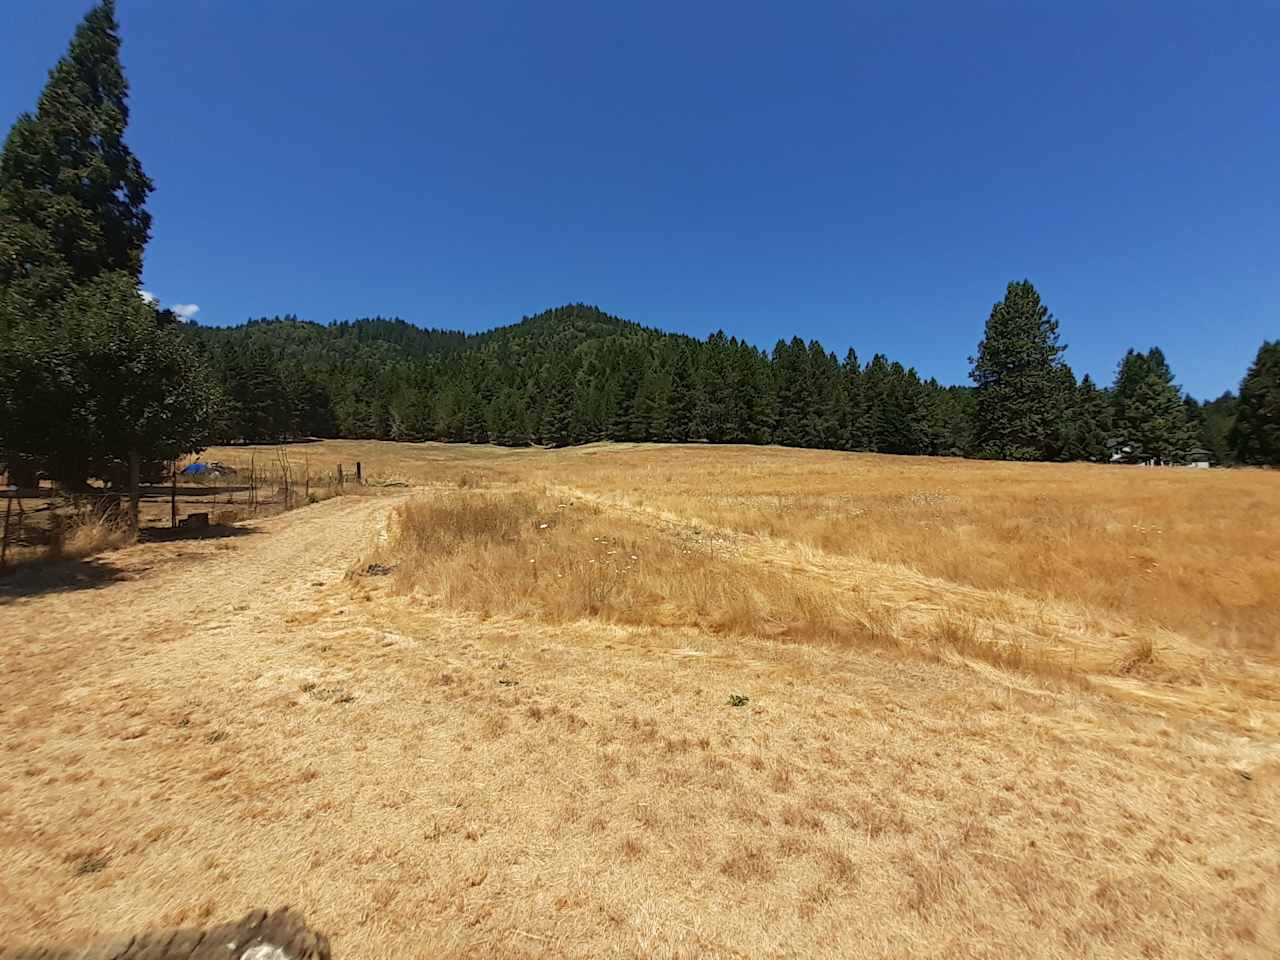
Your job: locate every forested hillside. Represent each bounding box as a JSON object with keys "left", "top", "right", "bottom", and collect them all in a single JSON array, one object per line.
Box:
[
  {"left": 187, "top": 298, "right": 1263, "bottom": 463},
  {"left": 187, "top": 305, "right": 976, "bottom": 454}
]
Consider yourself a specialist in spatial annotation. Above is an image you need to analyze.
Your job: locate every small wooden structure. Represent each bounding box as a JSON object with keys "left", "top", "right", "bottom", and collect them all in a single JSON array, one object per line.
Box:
[{"left": 0, "top": 908, "right": 330, "bottom": 960}]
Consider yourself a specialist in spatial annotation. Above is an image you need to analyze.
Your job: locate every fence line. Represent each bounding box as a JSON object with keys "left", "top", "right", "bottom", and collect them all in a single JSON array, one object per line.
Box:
[{"left": 1, "top": 451, "right": 360, "bottom": 566}]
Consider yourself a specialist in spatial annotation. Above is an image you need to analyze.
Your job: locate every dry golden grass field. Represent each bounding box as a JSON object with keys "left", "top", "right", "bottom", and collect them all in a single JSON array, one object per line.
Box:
[{"left": 2, "top": 440, "right": 1278, "bottom": 958}]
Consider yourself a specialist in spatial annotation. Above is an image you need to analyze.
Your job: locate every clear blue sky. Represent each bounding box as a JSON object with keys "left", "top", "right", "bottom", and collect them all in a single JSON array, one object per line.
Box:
[{"left": 4, "top": 1, "right": 1277, "bottom": 398}]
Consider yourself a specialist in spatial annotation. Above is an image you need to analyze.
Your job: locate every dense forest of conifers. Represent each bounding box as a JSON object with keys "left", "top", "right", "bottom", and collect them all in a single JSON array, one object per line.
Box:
[
  {"left": 185, "top": 300, "right": 1258, "bottom": 465},
  {"left": 185, "top": 305, "right": 978, "bottom": 454},
  {"left": 5, "top": 2, "right": 1277, "bottom": 501}
]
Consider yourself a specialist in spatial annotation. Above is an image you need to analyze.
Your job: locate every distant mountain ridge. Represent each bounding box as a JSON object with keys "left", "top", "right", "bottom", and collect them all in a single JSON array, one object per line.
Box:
[
  {"left": 184, "top": 302, "right": 1241, "bottom": 464},
  {"left": 184, "top": 303, "right": 974, "bottom": 453}
]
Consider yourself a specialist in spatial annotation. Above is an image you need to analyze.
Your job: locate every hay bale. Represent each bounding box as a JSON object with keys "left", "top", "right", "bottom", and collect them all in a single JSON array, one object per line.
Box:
[{"left": 0, "top": 908, "right": 330, "bottom": 960}]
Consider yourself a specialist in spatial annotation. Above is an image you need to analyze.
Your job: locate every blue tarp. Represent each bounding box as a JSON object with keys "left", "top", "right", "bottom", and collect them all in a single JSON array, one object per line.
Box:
[{"left": 180, "top": 462, "right": 210, "bottom": 476}]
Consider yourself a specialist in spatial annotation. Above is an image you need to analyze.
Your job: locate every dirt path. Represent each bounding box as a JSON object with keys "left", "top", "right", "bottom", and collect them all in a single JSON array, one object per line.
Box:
[
  {"left": 0, "top": 496, "right": 409, "bottom": 944},
  {"left": 3, "top": 493, "right": 399, "bottom": 646},
  {"left": 4, "top": 494, "right": 406, "bottom": 763}
]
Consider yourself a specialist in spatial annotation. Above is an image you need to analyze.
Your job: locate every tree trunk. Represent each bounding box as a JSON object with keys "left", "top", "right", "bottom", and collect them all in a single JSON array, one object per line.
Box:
[
  {"left": 128, "top": 448, "right": 141, "bottom": 532},
  {"left": 1, "top": 497, "right": 12, "bottom": 569}
]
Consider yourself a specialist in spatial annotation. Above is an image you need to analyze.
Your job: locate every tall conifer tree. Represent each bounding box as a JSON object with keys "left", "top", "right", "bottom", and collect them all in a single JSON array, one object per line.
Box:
[
  {"left": 0, "top": 2, "right": 216, "bottom": 502},
  {"left": 1111, "top": 348, "right": 1197, "bottom": 463},
  {"left": 969, "top": 280, "right": 1068, "bottom": 460},
  {"left": 1069, "top": 373, "right": 1112, "bottom": 461},
  {"left": 0, "top": 0, "right": 152, "bottom": 319},
  {"left": 1229, "top": 341, "right": 1280, "bottom": 465},
  {"left": 772, "top": 337, "right": 811, "bottom": 447},
  {"left": 836, "top": 349, "right": 869, "bottom": 451},
  {"left": 1198, "top": 392, "right": 1238, "bottom": 466}
]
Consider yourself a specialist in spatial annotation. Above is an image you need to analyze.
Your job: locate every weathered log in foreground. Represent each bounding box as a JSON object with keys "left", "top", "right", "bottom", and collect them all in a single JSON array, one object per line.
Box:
[{"left": 0, "top": 908, "right": 330, "bottom": 960}]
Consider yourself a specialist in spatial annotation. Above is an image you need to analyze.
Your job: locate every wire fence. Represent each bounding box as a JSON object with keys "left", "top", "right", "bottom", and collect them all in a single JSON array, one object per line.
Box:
[{"left": 1, "top": 447, "right": 369, "bottom": 569}]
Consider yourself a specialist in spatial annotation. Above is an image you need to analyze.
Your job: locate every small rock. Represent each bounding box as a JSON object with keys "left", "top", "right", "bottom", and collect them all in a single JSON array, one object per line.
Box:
[{"left": 241, "top": 946, "right": 293, "bottom": 960}]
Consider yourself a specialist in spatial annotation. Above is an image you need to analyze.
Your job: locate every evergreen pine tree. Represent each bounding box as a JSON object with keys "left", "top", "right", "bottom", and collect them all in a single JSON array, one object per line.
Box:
[
  {"left": 772, "top": 337, "right": 811, "bottom": 447},
  {"left": 936, "top": 385, "right": 977, "bottom": 456},
  {"left": 866, "top": 359, "right": 924, "bottom": 455},
  {"left": 1111, "top": 348, "right": 1152, "bottom": 418},
  {"left": 969, "top": 280, "right": 1068, "bottom": 460},
  {"left": 433, "top": 383, "right": 466, "bottom": 441},
  {"left": 487, "top": 388, "right": 530, "bottom": 446},
  {"left": 573, "top": 355, "right": 609, "bottom": 442},
  {"left": 521, "top": 375, "right": 548, "bottom": 445},
  {"left": 803, "top": 341, "right": 841, "bottom": 448},
  {"left": 695, "top": 332, "right": 732, "bottom": 442},
  {"left": 665, "top": 343, "right": 698, "bottom": 442},
  {"left": 240, "top": 342, "right": 287, "bottom": 440},
  {"left": 912, "top": 374, "right": 948, "bottom": 456},
  {"left": 1111, "top": 348, "right": 1197, "bottom": 463},
  {"left": 1045, "top": 364, "right": 1080, "bottom": 461},
  {"left": 283, "top": 372, "right": 335, "bottom": 439},
  {"left": 1199, "top": 391, "right": 1238, "bottom": 466},
  {"left": 461, "top": 379, "right": 489, "bottom": 444},
  {"left": 632, "top": 366, "right": 673, "bottom": 441},
  {"left": 1229, "top": 341, "right": 1280, "bottom": 465},
  {"left": 881, "top": 364, "right": 917, "bottom": 455},
  {"left": 0, "top": 0, "right": 153, "bottom": 319},
  {"left": 605, "top": 342, "right": 646, "bottom": 441},
  {"left": 724, "top": 342, "right": 772, "bottom": 444},
  {"left": 0, "top": 2, "right": 219, "bottom": 497},
  {"left": 861, "top": 354, "right": 891, "bottom": 453},
  {"left": 540, "top": 358, "right": 577, "bottom": 447},
  {"left": 836, "top": 349, "right": 869, "bottom": 451},
  {"left": 1067, "top": 374, "right": 1112, "bottom": 461}
]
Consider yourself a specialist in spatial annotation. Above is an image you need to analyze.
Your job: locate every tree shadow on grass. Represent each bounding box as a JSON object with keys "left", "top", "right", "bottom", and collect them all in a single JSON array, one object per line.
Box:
[
  {"left": 137, "top": 523, "right": 257, "bottom": 544},
  {"left": 0, "top": 524, "right": 255, "bottom": 602},
  {"left": 0, "top": 556, "right": 129, "bottom": 602}
]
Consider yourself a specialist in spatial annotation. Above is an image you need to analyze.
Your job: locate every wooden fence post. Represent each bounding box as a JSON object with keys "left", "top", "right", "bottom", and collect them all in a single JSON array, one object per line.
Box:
[
  {"left": 171, "top": 460, "right": 178, "bottom": 529},
  {"left": 276, "top": 446, "right": 292, "bottom": 509},
  {"left": 128, "top": 448, "right": 141, "bottom": 532},
  {"left": 1, "top": 496, "right": 12, "bottom": 569},
  {"left": 356, "top": 461, "right": 362, "bottom": 484},
  {"left": 50, "top": 512, "right": 66, "bottom": 559}
]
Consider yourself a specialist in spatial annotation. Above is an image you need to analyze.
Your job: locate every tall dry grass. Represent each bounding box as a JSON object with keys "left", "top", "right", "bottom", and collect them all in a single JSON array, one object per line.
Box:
[
  {"left": 366, "top": 489, "right": 1083, "bottom": 684},
  {"left": 212, "top": 438, "right": 1280, "bottom": 655},
  {"left": 371, "top": 491, "right": 856, "bottom": 639},
  {"left": 508, "top": 446, "right": 1280, "bottom": 654},
  {"left": 1, "top": 512, "right": 134, "bottom": 571}
]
